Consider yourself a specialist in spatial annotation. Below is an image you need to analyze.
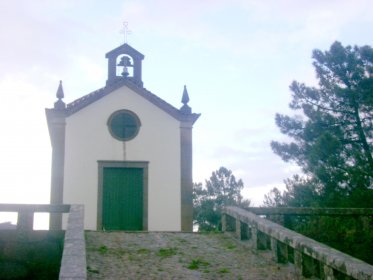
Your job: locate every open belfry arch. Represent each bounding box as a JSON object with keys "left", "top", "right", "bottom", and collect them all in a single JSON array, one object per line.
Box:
[{"left": 45, "top": 43, "right": 200, "bottom": 231}]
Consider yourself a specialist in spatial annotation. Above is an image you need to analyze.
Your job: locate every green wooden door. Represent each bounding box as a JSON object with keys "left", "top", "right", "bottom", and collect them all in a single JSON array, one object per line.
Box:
[{"left": 102, "top": 167, "right": 143, "bottom": 230}]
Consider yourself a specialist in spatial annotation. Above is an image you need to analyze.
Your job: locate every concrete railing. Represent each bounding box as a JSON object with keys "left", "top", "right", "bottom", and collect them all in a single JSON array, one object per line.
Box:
[
  {"left": 244, "top": 207, "right": 373, "bottom": 231},
  {"left": 0, "top": 204, "right": 70, "bottom": 232},
  {"left": 222, "top": 206, "right": 373, "bottom": 280},
  {"left": 59, "top": 204, "right": 86, "bottom": 280},
  {"left": 0, "top": 204, "right": 86, "bottom": 280},
  {"left": 244, "top": 207, "right": 373, "bottom": 217}
]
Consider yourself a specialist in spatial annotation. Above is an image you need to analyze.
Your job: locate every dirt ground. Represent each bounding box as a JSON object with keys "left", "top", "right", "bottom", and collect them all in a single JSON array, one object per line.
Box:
[{"left": 85, "top": 231, "right": 301, "bottom": 280}]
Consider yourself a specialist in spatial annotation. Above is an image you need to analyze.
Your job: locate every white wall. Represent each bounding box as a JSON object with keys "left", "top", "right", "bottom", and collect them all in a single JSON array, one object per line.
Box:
[{"left": 63, "top": 86, "right": 181, "bottom": 230}]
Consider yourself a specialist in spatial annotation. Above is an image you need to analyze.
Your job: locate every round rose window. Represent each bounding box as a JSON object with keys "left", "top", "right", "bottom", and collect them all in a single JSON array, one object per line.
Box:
[{"left": 107, "top": 110, "right": 141, "bottom": 141}]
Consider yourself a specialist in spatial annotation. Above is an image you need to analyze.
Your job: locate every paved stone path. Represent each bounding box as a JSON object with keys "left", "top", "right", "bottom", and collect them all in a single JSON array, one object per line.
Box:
[{"left": 86, "top": 232, "right": 301, "bottom": 280}]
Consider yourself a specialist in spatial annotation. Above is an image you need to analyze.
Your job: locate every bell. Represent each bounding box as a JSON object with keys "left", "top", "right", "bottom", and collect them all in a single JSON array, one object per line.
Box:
[
  {"left": 117, "top": 56, "right": 132, "bottom": 67},
  {"left": 121, "top": 66, "right": 129, "bottom": 77}
]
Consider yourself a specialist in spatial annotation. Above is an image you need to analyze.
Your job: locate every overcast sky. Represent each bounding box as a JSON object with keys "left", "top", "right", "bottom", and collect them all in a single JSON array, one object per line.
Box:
[{"left": 1, "top": 0, "right": 373, "bottom": 222}]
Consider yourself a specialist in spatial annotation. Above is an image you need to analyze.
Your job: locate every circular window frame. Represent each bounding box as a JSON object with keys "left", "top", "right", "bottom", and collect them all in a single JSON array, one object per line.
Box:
[{"left": 107, "top": 110, "right": 141, "bottom": 141}]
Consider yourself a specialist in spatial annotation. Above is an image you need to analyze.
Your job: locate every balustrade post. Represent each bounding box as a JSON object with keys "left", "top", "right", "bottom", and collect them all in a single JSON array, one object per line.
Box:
[
  {"left": 294, "top": 250, "right": 303, "bottom": 277},
  {"left": 252, "top": 227, "right": 267, "bottom": 249},
  {"left": 16, "top": 211, "right": 34, "bottom": 240},
  {"left": 270, "top": 237, "right": 279, "bottom": 262},
  {"left": 221, "top": 213, "right": 227, "bottom": 232},
  {"left": 270, "top": 237, "right": 288, "bottom": 263},
  {"left": 17, "top": 211, "right": 34, "bottom": 232},
  {"left": 251, "top": 226, "right": 258, "bottom": 250},
  {"left": 323, "top": 265, "right": 335, "bottom": 280},
  {"left": 235, "top": 218, "right": 241, "bottom": 239}
]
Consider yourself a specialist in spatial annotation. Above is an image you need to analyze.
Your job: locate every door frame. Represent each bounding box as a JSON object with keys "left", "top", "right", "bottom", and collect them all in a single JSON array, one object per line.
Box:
[{"left": 97, "top": 160, "right": 149, "bottom": 231}]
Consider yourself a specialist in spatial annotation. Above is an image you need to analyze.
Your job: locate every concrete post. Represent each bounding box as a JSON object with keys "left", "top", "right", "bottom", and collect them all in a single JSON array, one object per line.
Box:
[
  {"left": 270, "top": 237, "right": 279, "bottom": 262},
  {"left": 222, "top": 214, "right": 227, "bottom": 232},
  {"left": 235, "top": 219, "right": 241, "bottom": 239},
  {"left": 251, "top": 227, "right": 258, "bottom": 250},
  {"left": 270, "top": 238, "right": 289, "bottom": 263},
  {"left": 16, "top": 211, "right": 34, "bottom": 241},
  {"left": 17, "top": 211, "right": 34, "bottom": 232},
  {"left": 294, "top": 250, "right": 303, "bottom": 277},
  {"left": 323, "top": 265, "right": 335, "bottom": 280}
]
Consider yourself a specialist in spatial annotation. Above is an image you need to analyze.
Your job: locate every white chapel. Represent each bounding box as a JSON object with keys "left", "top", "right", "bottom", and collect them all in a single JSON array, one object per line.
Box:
[{"left": 45, "top": 43, "right": 200, "bottom": 231}]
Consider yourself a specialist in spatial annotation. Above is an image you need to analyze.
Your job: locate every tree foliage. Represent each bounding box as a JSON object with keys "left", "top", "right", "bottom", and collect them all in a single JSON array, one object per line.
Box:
[
  {"left": 193, "top": 167, "right": 250, "bottom": 231},
  {"left": 263, "top": 175, "right": 321, "bottom": 207},
  {"left": 270, "top": 41, "right": 373, "bottom": 207},
  {"left": 266, "top": 42, "right": 373, "bottom": 264}
]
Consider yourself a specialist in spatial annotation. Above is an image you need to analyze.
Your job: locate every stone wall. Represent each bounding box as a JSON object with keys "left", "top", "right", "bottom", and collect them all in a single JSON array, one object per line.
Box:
[
  {"left": 0, "top": 230, "right": 64, "bottom": 279},
  {"left": 0, "top": 204, "right": 86, "bottom": 280}
]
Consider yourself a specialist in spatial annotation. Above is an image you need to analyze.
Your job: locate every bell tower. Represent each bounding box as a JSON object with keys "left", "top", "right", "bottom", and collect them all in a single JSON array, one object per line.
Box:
[{"left": 105, "top": 43, "right": 144, "bottom": 87}]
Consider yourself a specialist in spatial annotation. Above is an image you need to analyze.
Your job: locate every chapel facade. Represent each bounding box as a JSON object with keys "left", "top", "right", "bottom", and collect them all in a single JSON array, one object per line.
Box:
[{"left": 45, "top": 43, "right": 200, "bottom": 231}]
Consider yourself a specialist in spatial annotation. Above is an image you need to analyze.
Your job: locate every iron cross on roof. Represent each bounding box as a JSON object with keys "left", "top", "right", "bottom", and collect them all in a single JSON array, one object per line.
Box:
[{"left": 120, "top": 22, "right": 132, "bottom": 44}]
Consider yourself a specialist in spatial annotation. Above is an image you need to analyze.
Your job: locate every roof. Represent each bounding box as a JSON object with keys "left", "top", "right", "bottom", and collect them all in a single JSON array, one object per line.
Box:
[
  {"left": 105, "top": 43, "right": 145, "bottom": 60},
  {"left": 64, "top": 77, "right": 200, "bottom": 124}
]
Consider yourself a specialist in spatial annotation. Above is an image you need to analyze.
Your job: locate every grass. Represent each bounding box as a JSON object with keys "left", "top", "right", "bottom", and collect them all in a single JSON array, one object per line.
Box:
[
  {"left": 218, "top": 267, "right": 230, "bottom": 274},
  {"left": 137, "top": 248, "right": 150, "bottom": 254},
  {"left": 98, "top": 245, "right": 108, "bottom": 254},
  {"left": 175, "top": 237, "right": 189, "bottom": 244},
  {"left": 187, "top": 258, "right": 210, "bottom": 270},
  {"left": 226, "top": 243, "right": 236, "bottom": 250},
  {"left": 87, "top": 266, "right": 99, "bottom": 274},
  {"left": 157, "top": 247, "right": 177, "bottom": 258}
]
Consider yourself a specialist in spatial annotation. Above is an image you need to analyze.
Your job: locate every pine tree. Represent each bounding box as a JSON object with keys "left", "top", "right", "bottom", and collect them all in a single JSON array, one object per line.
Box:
[{"left": 271, "top": 41, "right": 373, "bottom": 206}]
